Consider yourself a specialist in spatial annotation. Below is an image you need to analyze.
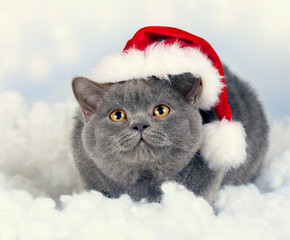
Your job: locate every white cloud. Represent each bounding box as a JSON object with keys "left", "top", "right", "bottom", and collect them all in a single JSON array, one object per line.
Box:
[{"left": 0, "top": 91, "right": 79, "bottom": 199}]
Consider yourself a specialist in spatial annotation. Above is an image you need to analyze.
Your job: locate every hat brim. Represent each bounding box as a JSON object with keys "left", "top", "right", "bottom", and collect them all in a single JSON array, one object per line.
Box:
[{"left": 90, "top": 42, "right": 224, "bottom": 111}]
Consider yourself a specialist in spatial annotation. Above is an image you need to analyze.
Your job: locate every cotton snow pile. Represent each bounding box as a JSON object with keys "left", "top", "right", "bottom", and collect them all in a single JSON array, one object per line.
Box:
[{"left": 0, "top": 91, "right": 290, "bottom": 240}]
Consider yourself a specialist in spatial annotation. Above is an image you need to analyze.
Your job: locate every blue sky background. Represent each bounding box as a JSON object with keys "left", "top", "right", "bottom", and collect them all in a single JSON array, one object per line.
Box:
[{"left": 1, "top": 0, "right": 290, "bottom": 119}]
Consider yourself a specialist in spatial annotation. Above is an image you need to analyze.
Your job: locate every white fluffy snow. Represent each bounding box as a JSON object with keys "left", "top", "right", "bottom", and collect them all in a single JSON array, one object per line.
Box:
[{"left": 1, "top": 91, "right": 290, "bottom": 240}]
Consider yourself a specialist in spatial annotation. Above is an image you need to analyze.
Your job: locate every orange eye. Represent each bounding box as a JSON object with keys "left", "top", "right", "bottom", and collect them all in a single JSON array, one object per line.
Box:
[
  {"left": 110, "top": 110, "right": 126, "bottom": 122},
  {"left": 153, "top": 105, "right": 170, "bottom": 117}
]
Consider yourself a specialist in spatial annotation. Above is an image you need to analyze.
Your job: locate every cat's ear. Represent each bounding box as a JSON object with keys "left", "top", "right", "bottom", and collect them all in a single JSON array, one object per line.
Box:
[
  {"left": 169, "top": 72, "right": 201, "bottom": 104},
  {"left": 72, "top": 77, "right": 110, "bottom": 119}
]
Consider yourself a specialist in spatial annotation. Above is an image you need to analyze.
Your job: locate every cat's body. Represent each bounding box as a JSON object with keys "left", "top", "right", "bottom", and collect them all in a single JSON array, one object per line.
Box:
[{"left": 71, "top": 65, "right": 268, "bottom": 204}]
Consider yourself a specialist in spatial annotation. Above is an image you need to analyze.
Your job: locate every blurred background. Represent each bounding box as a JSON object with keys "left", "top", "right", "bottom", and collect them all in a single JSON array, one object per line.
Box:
[{"left": 1, "top": 0, "right": 289, "bottom": 119}]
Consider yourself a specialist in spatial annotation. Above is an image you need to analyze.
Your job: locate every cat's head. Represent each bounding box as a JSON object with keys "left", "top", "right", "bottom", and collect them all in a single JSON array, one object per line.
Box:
[{"left": 72, "top": 73, "right": 202, "bottom": 185}]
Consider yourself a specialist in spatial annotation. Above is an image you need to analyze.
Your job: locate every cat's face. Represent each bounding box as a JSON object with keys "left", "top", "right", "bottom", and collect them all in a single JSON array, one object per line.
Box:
[{"left": 73, "top": 74, "right": 202, "bottom": 185}]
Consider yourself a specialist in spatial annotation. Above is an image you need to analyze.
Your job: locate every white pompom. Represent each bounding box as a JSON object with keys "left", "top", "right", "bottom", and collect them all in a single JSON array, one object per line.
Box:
[{"left": 200, "top": 119, "right": 247, "bottom": 171}]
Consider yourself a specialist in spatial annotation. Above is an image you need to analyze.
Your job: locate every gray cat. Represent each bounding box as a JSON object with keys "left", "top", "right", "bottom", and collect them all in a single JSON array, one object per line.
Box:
[{"left": 71, "top": 65, "right": 268, "bottom": 205}]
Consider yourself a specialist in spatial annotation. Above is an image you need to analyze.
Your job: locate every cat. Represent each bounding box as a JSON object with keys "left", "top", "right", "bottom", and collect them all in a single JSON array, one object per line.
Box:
[{"left": 71, "top": 64, "right": 269, "bottom": 205}]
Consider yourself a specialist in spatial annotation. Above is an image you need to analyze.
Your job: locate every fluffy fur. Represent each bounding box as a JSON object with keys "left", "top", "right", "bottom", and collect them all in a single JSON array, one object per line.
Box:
[
  {"left": 71, "top": 65, "right": 269, "bottom": 205},
  {"left": 201, "top": 119, "right": 247, "bottom": 170}
]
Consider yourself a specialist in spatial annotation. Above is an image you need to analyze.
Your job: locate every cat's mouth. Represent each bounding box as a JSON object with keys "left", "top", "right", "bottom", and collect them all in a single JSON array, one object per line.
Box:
[
  {"left": 118, "top": 131, "right": 172, "bottom": 153},
  {"left": 136, "top": 135, "right": 149, "bottom": 148},
  {"left": 132, "top": 133, "right": 157, "bottom": 151}
]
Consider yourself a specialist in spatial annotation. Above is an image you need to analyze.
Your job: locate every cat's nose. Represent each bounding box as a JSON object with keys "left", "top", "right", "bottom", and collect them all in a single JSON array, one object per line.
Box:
[{"left": 132, "top": 123, "right": 150, "bottom": 132}]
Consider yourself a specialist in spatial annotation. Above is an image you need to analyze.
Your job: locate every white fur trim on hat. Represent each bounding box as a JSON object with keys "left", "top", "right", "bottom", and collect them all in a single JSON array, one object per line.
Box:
[
  {"left": 200, "top": 119, "right": 247, "bottom": 171},
  {"left": 90, "top": 42, "right": 224, "bottom": 110}
]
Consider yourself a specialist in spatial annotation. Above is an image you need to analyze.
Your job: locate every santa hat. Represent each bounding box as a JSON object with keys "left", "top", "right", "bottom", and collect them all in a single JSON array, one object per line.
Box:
[{"left": 91, "top": 26, "right": 247, "bottom": 171}]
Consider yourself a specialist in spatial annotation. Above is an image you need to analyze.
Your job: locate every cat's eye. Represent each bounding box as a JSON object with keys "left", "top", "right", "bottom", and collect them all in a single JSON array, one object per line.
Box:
[
  {"left": 153, "top": 105, "right": 170, "bottom": 117},
  {"left": 110, "top": 110, "right": 126, "bottom": 122}
]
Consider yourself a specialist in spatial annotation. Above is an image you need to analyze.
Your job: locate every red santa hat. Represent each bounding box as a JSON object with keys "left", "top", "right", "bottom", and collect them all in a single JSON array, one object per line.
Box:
[{"left": 91, "top": 26, "right": 247, "bottom": 171}]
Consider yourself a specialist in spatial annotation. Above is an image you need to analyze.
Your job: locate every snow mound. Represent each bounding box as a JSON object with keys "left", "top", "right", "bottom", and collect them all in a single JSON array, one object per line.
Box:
[{"left": 0, "top": 91, "right": 290, "bottom": 240}]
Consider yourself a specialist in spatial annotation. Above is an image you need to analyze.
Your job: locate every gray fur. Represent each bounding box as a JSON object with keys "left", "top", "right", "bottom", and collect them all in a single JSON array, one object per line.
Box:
[{"left": 71, "top": 65, "right": 269, "bottom": 204}]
